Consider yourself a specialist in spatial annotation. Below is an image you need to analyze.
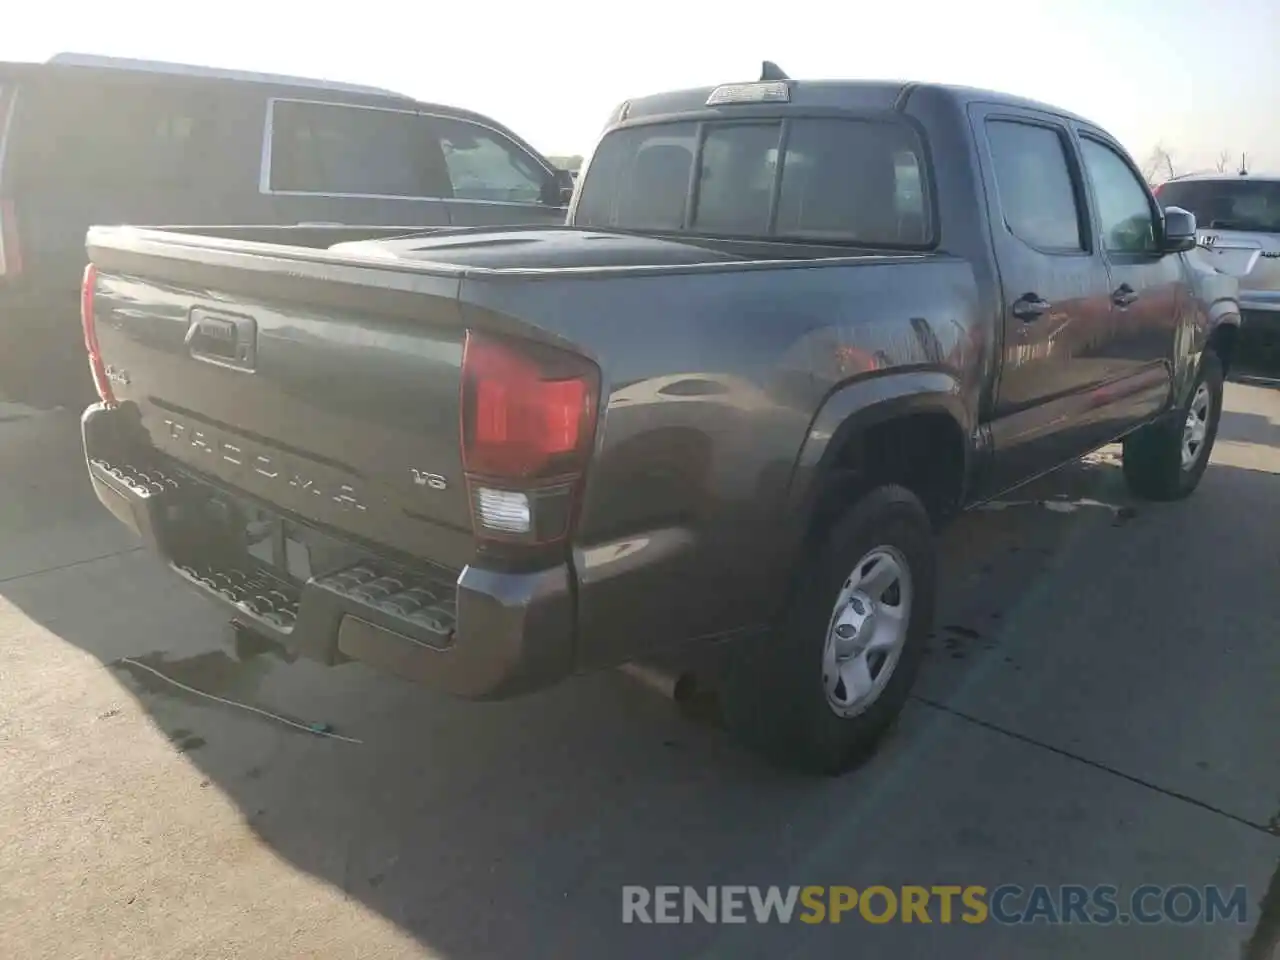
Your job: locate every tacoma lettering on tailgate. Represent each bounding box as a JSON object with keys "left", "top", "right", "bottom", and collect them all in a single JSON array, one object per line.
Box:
[{"left": 160, "top": 417, "right": 368, "bottom": 514}]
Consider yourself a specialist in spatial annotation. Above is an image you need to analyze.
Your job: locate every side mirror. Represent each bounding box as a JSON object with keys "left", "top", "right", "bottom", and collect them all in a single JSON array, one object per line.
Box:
[
  {"left": 551, "top": 168, "right": 576, "bottom": 206},
  {"left": 1160, "top": 206, "right": 1198, "bottom": 254}
]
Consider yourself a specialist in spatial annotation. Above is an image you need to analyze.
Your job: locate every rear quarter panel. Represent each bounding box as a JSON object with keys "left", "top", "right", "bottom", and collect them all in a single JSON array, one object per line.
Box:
[
  {"left": 461, "top": 256, "right": 986, "bottom": 668},
  {"left": 1178, "top": 252, "right": 1242, "bottom": 397}
]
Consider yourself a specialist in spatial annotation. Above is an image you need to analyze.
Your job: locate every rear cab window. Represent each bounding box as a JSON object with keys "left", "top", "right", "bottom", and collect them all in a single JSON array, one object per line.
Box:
[
  {"left": 983, "top": 119, "right": 1084, "bottom": 252},
  {"left": 1158, "top": 179, "right": 1280, "bottom": 234},
  {"left": 574, "top": 115, "right": 932, "bottom": 247}
]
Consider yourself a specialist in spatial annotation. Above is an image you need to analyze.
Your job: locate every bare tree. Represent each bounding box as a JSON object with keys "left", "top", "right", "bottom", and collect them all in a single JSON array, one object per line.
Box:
[
  {"left": 1141, "top": 144, "right": 1248, "bottom": 181},
  {"left": 1141, "top": 143, "right": 1176, "bottom": 184}
]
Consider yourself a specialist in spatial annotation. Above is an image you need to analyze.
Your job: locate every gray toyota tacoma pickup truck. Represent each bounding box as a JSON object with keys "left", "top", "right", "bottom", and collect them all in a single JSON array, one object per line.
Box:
[{"left": 79, "top": 67, "right": 1240, "bottom": 774}]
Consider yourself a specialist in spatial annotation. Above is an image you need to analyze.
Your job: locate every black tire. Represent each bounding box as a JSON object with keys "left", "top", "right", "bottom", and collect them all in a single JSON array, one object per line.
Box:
[
  {"left": 721, "top": 485, "right": 936, "bottom": 776},
  {"left": 1122, "top": 352, "right": 1223, "bottom": 501}
]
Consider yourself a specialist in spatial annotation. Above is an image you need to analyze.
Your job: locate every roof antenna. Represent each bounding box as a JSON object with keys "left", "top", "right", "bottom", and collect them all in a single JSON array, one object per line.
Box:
[
  {"left": 1239, "top": 152, "right": 1249, "bottom": 176},
  {"left": 760, "top": 61, "right": 790, "bottom": 82}
]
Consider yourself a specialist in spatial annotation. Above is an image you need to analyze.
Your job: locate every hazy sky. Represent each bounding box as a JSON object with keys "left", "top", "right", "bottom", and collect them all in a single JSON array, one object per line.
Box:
[{"left": 5, "top": 0, "right": 1278, "bottom": 173}]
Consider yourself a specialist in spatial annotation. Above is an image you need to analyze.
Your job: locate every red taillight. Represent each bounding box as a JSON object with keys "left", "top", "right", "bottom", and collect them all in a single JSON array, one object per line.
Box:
[
  {"left": 465, "top": 337, "right": 590, "bottom": 477},
  {"left": 1152, "top": 182, "right": 1164, "bottom": 199},
  {"left": 0, "top": 197, "right": 21, "bottom": 278},
  {"left": 460, "top": 331, "right": 598, "bottom": 544},
  {"left": 80, "top": 263, "right": 116, "bottom": 405}
]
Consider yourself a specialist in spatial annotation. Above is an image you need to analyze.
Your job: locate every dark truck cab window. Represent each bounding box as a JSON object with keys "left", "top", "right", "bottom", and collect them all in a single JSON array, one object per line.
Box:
[{"left": 574, "top": 116, "right": 931, "bottom": 246}]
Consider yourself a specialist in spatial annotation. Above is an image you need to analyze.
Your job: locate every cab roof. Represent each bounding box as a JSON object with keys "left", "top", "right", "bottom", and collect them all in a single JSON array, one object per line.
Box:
[{"left": 614, "top": 76, "right": 1099, "bottom": 129}]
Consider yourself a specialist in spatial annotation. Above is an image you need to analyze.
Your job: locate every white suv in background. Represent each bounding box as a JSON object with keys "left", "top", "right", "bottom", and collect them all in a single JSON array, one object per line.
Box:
[{"left": 1156, "top": 173, "right": 1280, "bottom": 357}]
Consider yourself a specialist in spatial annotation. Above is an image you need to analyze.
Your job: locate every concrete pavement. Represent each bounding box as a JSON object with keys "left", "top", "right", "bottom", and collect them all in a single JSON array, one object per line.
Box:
[{"left": 0, "top": 382, "right": 1277, "bottom": 958}]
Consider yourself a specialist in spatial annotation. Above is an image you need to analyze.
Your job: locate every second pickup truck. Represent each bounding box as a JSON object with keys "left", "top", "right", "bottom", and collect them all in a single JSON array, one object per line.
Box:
[{"left": 80, "top": 68, "right": 1239, "bottom": 775}]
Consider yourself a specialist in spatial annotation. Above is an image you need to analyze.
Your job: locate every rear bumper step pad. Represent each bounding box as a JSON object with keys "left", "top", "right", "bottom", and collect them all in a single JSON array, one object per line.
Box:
[
  {"left": 86, "top": 453, "right": 456, "bottom": 659},
  {"left": 82, "top": 403, "right": 575, "bottom": 699}
]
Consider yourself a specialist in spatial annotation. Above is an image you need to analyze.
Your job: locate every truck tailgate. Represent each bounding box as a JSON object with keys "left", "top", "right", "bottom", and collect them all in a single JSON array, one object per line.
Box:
[{"left": 87, "top": 229, "right": 476, "bottom": 573}]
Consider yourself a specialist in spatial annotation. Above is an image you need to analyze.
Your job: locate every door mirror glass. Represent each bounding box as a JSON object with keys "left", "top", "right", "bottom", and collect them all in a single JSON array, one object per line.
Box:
[
  {"left": 1161, "top": 205, "right": 1198, "bottom": 253},
  {"left": 547, "top": 168, "right": 575, "bottom": 206}
]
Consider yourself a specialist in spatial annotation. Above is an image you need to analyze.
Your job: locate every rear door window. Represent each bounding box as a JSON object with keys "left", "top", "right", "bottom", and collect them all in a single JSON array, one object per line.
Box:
[
  {"left": 267, "top": 99, "right": 451, "bottom": 198},
  {"left": 984, "top": 119, "right": 1085, "bottom": 252}
]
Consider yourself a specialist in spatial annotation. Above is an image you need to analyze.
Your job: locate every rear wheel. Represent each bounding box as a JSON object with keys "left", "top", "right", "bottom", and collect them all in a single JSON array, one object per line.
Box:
[
  {"left": 722, "top": 485, "right": 935, "bottom": 776},
  {"left": 1122, "top": 352, "right": 1223, "bottom": 501}
]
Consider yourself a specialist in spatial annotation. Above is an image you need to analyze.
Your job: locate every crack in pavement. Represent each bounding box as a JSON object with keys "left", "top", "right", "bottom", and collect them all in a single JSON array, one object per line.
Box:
[
  {"left": 913, "top": 694, "right": 1277, "bottom": 837},
  {"left": 0, "top": 545, "right": 145, "bottom": 585}
]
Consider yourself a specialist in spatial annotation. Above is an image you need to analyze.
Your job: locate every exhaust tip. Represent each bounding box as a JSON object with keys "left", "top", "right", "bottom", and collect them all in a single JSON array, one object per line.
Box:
[{"left": 619, "top": 661, "right": 697, "bottom": 703}]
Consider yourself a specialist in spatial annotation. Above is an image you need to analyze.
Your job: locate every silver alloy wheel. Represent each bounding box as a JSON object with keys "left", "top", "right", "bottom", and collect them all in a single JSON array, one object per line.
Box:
[
  {"left": 1181, "top": 382, "right": 1212, "bottom": 471},
  {"left": 821, "top": 545, "right": 913, "bottom": 718}
]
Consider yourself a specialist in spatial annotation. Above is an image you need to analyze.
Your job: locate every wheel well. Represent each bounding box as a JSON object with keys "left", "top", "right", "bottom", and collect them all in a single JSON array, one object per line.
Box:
[
  {"left": 1207, "top": 323, "right": 1238, "bottom": 378},
  {"left": 818, "top": 411, "right": 967, "bottom": 532}
]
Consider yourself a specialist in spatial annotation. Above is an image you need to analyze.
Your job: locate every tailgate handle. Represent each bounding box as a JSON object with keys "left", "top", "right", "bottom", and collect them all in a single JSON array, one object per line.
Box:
[{"left": 185, "top": 309, "right": 257, "bottom": 372}]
